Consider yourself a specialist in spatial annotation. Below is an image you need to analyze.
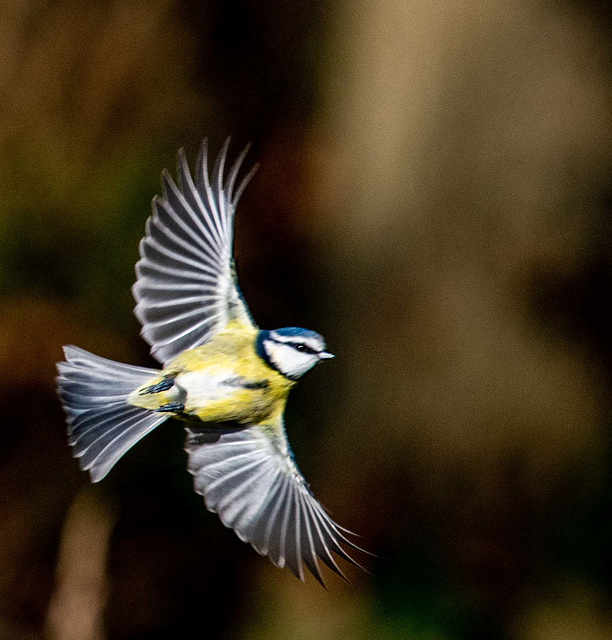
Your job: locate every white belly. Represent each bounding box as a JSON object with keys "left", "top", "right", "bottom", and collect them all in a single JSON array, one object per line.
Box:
[{"left": 176, "top": 369, "right": 236, "bottom": 408}]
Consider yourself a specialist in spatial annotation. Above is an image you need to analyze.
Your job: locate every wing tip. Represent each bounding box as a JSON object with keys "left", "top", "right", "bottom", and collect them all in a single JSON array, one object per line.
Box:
[{"left": 159, "top": 169, "right": 175, "bottom": 200}]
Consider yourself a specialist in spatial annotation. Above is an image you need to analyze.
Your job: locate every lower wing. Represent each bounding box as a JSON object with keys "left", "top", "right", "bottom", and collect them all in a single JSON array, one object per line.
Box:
[{"left": 184, "top": 418, "right": 366, "bottom": 585}]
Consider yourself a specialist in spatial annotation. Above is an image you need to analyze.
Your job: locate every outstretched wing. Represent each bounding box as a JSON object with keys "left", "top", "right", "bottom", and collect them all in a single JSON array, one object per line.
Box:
[
  {"left": 133, "top": 139, "right": 258, "bottom": 365},
  {"left": 184, "top": 418, "right": 365, "bottom": 585}
]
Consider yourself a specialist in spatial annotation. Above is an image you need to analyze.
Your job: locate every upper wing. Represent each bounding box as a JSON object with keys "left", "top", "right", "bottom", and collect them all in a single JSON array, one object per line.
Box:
[
  {"left": 184, "top": 417, "right": 366, "bottom": 585},
  {"left": 133, "top": 139, "right": 258, "bottom": 365}
]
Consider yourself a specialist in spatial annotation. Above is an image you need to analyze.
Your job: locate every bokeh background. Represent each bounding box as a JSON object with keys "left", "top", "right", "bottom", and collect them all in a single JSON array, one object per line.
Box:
[{"left": 1, "top": 0, "right": 612, "bottom": 638}]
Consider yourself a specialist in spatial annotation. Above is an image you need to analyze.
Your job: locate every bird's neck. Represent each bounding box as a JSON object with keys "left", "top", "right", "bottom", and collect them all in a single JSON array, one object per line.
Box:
[{"left": 255, "top": 330, "right": 274, "bottom": 370}]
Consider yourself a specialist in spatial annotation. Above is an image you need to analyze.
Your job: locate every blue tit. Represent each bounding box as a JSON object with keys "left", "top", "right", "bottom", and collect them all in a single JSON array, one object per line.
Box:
[{"left": 56, "top": 139, "right": 365, "bottom": 584}]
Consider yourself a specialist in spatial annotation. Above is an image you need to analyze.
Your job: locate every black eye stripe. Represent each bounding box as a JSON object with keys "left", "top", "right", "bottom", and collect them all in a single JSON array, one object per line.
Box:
[{"left": 289, "top": 342, "right": 317, "bottom": 354}]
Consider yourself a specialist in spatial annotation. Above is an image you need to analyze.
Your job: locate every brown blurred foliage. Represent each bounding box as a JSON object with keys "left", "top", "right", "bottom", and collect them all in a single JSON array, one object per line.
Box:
[{"left": 1, "top": 0, "right": 612, "bottom": 639}]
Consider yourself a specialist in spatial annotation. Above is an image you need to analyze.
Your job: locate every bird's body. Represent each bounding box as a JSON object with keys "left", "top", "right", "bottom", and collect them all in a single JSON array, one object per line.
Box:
[
  {"left": 129, "top": 324, "right": 293, "bottom": 425},
  {"left": 56, "top": 139, "right": 363, "bottom": 584}
]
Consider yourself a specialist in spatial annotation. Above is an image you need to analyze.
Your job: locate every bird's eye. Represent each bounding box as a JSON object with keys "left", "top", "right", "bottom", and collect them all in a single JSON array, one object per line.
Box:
[{"left": 293, "top": 343, "right": 315, "bottom": 354}]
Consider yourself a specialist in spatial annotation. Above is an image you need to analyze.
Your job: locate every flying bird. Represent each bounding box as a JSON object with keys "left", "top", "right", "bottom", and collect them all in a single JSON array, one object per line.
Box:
[{"left": 56, "top": 139, "right": 364, "bottom": 584}]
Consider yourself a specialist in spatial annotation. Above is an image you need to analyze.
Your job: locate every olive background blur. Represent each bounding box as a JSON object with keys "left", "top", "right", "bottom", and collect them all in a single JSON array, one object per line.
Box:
[{"left": 1, "top": 1, "right": 612, "bottom": 638}]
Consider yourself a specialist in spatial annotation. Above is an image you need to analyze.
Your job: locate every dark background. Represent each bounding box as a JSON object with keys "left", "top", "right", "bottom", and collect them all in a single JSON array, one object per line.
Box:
[{"left": 1, "top": 1, "right": 612, "bottom": 638}]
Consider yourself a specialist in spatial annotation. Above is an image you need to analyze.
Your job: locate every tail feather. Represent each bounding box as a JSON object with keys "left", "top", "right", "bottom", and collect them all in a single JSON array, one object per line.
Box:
[{"left": 57, "top": 346, "right": 168, "bottom": 482}]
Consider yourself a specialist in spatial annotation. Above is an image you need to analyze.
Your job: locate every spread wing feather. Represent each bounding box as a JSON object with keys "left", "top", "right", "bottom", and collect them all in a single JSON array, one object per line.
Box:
[
  {"left": 133, "top": 139, "right": 258, "bottom": 365},
  {"left": 185, "top": 419, "right": 365, "bottom": 585}
]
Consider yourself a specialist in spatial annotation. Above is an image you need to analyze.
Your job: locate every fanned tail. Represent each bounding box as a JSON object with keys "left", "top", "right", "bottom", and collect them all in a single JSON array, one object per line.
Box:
[{"left": 56, "top": 346, "right": 168, "bottom": 482}]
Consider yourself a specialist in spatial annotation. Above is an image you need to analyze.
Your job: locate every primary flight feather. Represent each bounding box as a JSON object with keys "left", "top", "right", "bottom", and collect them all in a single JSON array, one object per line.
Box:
[{"left": 56, "top": 139, "right": 364, "bottom": 584}]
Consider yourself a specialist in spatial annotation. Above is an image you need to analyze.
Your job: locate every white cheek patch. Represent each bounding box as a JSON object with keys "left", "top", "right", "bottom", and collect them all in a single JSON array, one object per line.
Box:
[{"left": 265, "top": 342, "right": 316, "bottom": 379}]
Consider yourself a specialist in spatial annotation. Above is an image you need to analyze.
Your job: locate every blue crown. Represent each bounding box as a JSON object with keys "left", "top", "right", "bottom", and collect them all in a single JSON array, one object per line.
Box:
[{"left": 272, "top": 327, "right": 324, "bottom": 341}]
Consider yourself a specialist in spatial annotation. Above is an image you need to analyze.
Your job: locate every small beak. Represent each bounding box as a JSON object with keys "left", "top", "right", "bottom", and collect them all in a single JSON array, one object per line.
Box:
[{"left": 318, "top": 351, "right": 335, "bottom": 359}]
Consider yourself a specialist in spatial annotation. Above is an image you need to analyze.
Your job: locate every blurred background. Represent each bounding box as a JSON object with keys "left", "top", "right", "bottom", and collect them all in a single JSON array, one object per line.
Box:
[{"left": 1, "top": 0, "right": 612, "bottom": 638}]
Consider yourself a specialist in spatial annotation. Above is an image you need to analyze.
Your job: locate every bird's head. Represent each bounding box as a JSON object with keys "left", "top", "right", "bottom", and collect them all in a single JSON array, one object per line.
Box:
[{"left": 256, "top": 327, "right": 334, "bottom": 380}]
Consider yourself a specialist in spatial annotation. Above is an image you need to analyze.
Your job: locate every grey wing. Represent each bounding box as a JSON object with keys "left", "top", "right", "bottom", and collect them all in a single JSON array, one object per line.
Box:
[
  {"left": 133, "top": 139, "right": 258, "bottom": 365},
  {"left": 184, "top": 420, "right": 365, "bottom": 585}
]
